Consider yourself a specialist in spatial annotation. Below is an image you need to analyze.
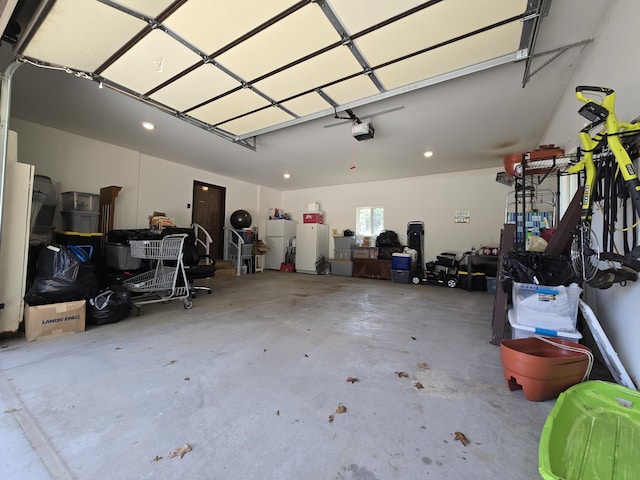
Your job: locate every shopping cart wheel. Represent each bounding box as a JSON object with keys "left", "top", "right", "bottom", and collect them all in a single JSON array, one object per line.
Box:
[
  {"left": 135, "top": 305, "right": 143, "bottom": 316},
  {"left": 183, "top": 299, "right": 193, "bottom": 309}
]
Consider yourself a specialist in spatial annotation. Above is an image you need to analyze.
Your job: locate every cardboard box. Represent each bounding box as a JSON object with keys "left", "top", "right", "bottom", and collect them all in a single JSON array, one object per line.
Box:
[
  {"left": 353, "top": 247, "right": 379, "bottom": 259},
  {"left": 25, "top": 300, "right": 86, "bottom": 342},
  {"left": 148, "top": 216, "right": 175, "bottom": 230},
  {"left": 252, "top": 240, "right": 268, "bottom": 255}
]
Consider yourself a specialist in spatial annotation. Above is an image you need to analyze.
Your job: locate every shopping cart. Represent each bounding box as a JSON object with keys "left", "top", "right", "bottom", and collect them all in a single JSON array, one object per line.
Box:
[{"left": 123, "top": 234, "right": 192, "bottom": 315}]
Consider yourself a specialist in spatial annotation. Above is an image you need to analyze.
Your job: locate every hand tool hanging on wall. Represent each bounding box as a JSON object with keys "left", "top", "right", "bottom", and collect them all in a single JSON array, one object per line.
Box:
[{"left": 592, "top": 149, "right": 639, "bottom": 257}]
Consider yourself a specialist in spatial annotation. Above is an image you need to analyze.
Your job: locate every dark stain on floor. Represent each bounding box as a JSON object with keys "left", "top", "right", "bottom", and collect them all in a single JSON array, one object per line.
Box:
[{"left": 349, "top": 464, "right": 380, "bottom": 480}]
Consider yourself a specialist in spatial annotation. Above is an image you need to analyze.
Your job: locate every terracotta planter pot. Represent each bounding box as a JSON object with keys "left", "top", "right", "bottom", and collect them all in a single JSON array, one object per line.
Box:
[
  {"left": 503, "top": 152, "right": 525, "bottom": 176},
  {"left": 500, "top": 337, "right": 591, "bottom": 402}
]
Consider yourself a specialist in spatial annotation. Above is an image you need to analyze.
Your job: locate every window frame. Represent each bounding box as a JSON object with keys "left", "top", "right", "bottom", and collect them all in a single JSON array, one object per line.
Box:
[{"left": 355, "top": 206, "right": 384, "bottom": 237}]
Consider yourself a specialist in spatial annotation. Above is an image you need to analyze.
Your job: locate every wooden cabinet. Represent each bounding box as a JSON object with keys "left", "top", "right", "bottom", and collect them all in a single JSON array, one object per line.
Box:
[{"left": 353, "top": 258, "right": 392, "bottom": 280}]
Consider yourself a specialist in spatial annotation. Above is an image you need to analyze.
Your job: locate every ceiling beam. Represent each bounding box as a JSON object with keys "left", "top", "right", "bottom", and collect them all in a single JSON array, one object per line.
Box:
[
  {"left": 237, "top": 52, "right": 521, "bottom": 140},
  {"left": 520, "top": 0, "right": 553, "bottom": 87},
  {"left": 0, "top": 0, "right": 19, "bottom": 35}
]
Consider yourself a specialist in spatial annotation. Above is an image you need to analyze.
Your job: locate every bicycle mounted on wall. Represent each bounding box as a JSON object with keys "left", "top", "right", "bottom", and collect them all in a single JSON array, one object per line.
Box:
[{"left": 568, "top": 86, "right": 640, "bottom": 288}]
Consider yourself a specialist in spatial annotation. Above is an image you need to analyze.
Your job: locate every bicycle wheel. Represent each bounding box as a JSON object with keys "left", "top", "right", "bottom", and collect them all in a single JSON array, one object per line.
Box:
[{"left": 571, "top": 223, "right": 600, "bottom": 282}]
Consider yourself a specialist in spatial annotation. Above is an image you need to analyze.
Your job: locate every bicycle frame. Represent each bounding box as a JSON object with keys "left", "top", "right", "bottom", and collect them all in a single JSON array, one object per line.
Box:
[{"left": 568, "top": 86, "right": 640, "bottom": 226}]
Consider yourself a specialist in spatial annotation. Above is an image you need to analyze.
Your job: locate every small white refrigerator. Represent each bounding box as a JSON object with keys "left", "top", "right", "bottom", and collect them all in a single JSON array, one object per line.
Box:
[
  {"left": 295, "top": 223, "right": 329, "bottom": 274},
  {"left": 265, "top": 219, "right": 298, "bottom": 270}
]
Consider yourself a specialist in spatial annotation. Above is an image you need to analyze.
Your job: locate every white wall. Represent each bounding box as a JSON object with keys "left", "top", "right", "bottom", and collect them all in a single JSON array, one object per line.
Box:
[
  {"left": 539, "top": 0, "right": 640, "bottom": 386},
  {"left": 283, "top": 168, "right": 510, "bottom": 260},
  {"left": 11, "top": 119, "right": 262, "bottom": 233},
  {"left": 12, "top": 118, "right": 140, "bottom": 229},
  {"left": 137, "top": 153, "right": 259, "bottom": 229}
]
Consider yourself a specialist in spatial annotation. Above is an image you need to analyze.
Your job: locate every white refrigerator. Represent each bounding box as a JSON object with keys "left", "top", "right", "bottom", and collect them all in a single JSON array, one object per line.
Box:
[
  {"left": 265, "top": 219, "right": 298, "bottom": 270},
  {"left": 295, "top": 223, "right": 329, "bottom": 274}
]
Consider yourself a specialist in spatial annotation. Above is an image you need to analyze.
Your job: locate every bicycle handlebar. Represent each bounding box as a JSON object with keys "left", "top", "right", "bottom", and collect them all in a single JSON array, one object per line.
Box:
[
  {"left": 576, "top": 86, "right": 615, "bottom": 107},
  {"left": 575, "top": 86, "right": 614, "bottom": 95}
]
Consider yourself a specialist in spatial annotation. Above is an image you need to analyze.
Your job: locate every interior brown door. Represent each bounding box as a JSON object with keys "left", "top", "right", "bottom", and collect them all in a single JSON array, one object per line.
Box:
[{"left": 192, "top": 181, "right": 226, "bottom": 259}]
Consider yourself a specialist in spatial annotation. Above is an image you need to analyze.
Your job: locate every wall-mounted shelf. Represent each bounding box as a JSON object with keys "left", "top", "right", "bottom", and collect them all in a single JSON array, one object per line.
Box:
[
  {"left": 505, "top": 152, "right": 578, "bottom": 251},
  {"left": 513, "top": 153, "right": 577, "bottom": 181}
]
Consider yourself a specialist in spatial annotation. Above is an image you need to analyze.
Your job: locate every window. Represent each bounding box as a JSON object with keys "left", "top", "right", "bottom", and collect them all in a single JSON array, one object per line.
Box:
[{"left": 356, "top": 207, "right": 384, "bottom": 236}]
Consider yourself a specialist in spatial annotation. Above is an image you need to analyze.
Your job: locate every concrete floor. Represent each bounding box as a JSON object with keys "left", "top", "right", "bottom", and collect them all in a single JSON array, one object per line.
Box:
[{"left": 1, "top": 268, "right": 554, "bottom": 480}]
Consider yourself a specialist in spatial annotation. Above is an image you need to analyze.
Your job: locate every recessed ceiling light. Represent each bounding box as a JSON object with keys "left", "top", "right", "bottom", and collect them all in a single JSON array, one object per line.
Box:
[
  {"left": 142, "top": 121, "right": 155, "bottom": 130},
  {"left": 283, "top": 173, "right": 290, "bottom": 179},
  {"left": 423, "top": 150, "right": 434, "bottom": 158}
]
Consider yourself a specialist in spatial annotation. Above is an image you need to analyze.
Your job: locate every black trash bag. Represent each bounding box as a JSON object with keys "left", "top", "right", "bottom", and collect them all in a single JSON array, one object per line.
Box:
[
  {"left": 377, "top": 245, "right": 404, "bottom": 259},
  {"left": 24, "top": 244, "right": 99, "bottom": 306},
  {"left": 77, "top": 261, "right": 100, "bottom": 300},
  {"left": 87, "top": 286, "right": 132, "bottom": 325},
  {"left": 315, "top": 254, "right": 330, "bottom": 275},
  {"left": 501, "top": 251, "right": 576, "bottom": 294},
  {"left": 376, "top": 230, "right": 401, "bottom": 247}
]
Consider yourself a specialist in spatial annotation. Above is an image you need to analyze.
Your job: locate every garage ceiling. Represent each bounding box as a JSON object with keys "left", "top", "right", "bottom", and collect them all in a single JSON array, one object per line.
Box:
[
  {"left": 15, "top": 0, "right": 532, "bottom": 146},
  {"left": 0, "top": 0, "right": 611, "bottom": 190}
]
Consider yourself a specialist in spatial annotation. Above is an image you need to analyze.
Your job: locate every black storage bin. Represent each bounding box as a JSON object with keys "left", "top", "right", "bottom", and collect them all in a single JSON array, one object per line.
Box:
[
  {"left": 391, "top": 269, "right": 410, "bottom": 284},
  {"left": 106, "top": 229, "right": 159, "bottom": 244},
  {"left": 55, "top": 232, "right": 104, "bottom": 263},
  {"left": 457, "top": 271, "right": 486, "bottom": 290}
]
